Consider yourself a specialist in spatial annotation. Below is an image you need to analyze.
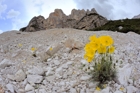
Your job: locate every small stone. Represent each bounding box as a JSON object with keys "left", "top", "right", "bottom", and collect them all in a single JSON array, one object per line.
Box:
[
  {"left": 128, "top": 79, "right": 133, "bottom": 84},
  {"left": 53, "top": 60, "right": 60, "bottom": 66},
  {"left": 81, "top": 59, "right": 88, "bottom": 64},
  {"left": 25, "top": 84, "right": 34, "bottom": 92},
  {"left": 55, "top": 67, "right": 63, "bottom": 75},
  {"left": 59, "top": 81, "right": 65, "bottom": 86},
  {"left": 45, "top": 67, "right": 54, "bottom": 76},
  {"left": 114, "top": 91, "right": 123, "bottom": 93},
  {"left": 66, "top": 69, "right": 73, "bottom": 76},
  {"left": 15, "top": 69, "right": 26, "bottom": 81},
  {"left": 6, "top": 83, "right": 15, "bottom": 93},
  {"left": 39, "top": 89, "right": 47, "bottom": 93},
  {"left": 80, "top": 75, "right": 91, "bottom": 80},
  {"left": 101, "top": 87, "right": 109, "bottom": 93},
  {"left": 70, "top": 88, "right": 77, "bottom": 93},
  {"left": 138, "top": 79, "right": 140, "bottom": 84},
  {"left": 7, "top": 74, "right": 15, "bottom": 80},
  {"left": 46, "top": 75, "right": 55, "bottom": 82},
  {"left": 126, "top": 86, "right": 138, "bottom": 93},
  {"left": 117, "top": 64, "right": 132, "bottom": 86},
  {"left": 21, "top": 79, "right": 28, "bottom": 86},
  {"left": 88, "top": 82, "right": 98, "bottom": 88},
  {"left": 80, "top": 89, "right": 85, "bottom": 93},
  {"left": 27, "top": 75, "right": 43, "bottom": 84},
  {"left": 28, "top": 66, "right": 44, "bottom": 75},
  {"left": 18, "top": 89, "right": 25, "bottom": 93},
  {"left": 0, "top": 59, "right": 12, "bottom": 69},
  {"left": 26, "top": 90, "right": 35, "bottom": 93}
]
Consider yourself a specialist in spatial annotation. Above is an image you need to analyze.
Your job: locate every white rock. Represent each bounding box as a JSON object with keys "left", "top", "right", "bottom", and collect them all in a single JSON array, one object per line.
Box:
[
  {"left": 66, "top": 69, "right": 73, "bottom": 76},
  {"left": 15, "top": 69, "right": 26, "bottom": 81},
  {"left": 128, "top": 79, "right": 133, "bottom": 84},
  {"left": 101, "top": 87, "right": 109, "bottom": 93},
  {"left": 45, "top": 67, "right": 54, "bottom": 76},
  {"left": 46, "top": 75, "right": 55, "bottom": 82},
  {"left": 117, "top": 63, "right": 132, "bottom": 86},
  {"left": 88, "top": 82, "right": 98, "bottom": 88},
  {"left": 25, "top": 84, "right": 34, "bottom": 92},
  {"left": 21, "top": 79, "right": 28, "bottom": 86},
  {"left": 39, "top": 89, "right": 47, "bottom": 93},
  {"left": 81, "top": 59, "right": 89, "bottom": 65},
  {"left": 28, "top": 66, "right": 44, "bottom": 75},
  {"left": 59, "top": 81, "right": 65, "bottom": 86},
  {"left": 0, "top": 59, "right": 12, "bottom": 69},
  {"left": 138, "top": 79, "right": 140, "bottom": 84},
  {"left": 80, "top": 75, "right": 91, "bottom": 80},
  {"left": 55, "top": 67, "right": 63, "bottom": 75},
  {"left": 114, "top": 91, "right": 123, "bottom": 93},
  {"left": 80, "top": 89, "right": 85, "bottom": 93},
  {"left": 62, "top": 61, "right": 73, "bottom": 69},
  {"left": 27, "top": 75, "right": 43, "bottom": 84},
  {"left": 70, "top": 88, "right": 77, "bottom": 93},
  {"left": 126, "top": 86, "right": 138, "bottom": 93},
  {"left": 6, "top": 83, "right": 15, "bottom": 93},
  {"left": 26, "top": 90, "right": 35, "bottom": 93},
  {"left": 53, "top": 60, "right": 60, "bottom": 66},
  {"left": 7, "top": 74, "right": 15, "bottom": 80},
  {"left": 94, "top": 90, "right": 101, "bottom": 93}
]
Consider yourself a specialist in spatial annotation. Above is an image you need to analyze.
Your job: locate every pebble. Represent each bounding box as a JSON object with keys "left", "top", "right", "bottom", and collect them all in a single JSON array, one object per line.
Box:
[
  {"left": 6, "top": 83, "right": 15, "bottom": 93},
  {"left": 0, "top": 59, "right": 12, "bottom": 69},
  {"left": 80, "top": 75, "right": 92, "bottom": 80},
  {"left": 27, "top": 75, "right": 43, "bottom": 84},
  {"left": 25, "top": 84, "right": 34, "bottom": 92},
  {"left": 28, "top": 66, "right": 44, "bottom": 75},
  {"left": 15, "top": 69, "right": 26, "bottom": 81}
]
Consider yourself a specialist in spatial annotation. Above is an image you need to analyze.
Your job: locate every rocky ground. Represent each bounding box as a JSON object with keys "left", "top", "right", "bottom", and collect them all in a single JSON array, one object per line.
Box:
[{"left": 0, "top": 28, "right": 140, "bottom": 93}]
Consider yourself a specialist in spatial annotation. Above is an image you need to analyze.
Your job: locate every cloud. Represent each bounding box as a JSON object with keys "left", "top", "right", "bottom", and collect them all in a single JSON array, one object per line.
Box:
[
  {"left": 22, "top": 0, "right": 76, "bottom": 19},
  {"left": 73, "top": 0, "right": 140, "bottom": 20},
  {"left": 0, "top": 29, "right": 3, "bottom": 34},
  {"left": 0, "top": 0, "right": 7, "bottom": 19},
  {"left": 11, "top": 18, "right": 28, "bottom": 30},
  {"left": 7, "top": 9, "right": 20, "bottom": 19}
]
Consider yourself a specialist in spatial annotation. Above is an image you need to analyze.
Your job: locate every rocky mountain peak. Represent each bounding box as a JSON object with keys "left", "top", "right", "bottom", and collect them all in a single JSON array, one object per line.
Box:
[
  {"left": 20, "top": 8, "right": 107, "bottom": 32},
  {"left": 132, "top": 14, "right": 140, "bottom": 19}
]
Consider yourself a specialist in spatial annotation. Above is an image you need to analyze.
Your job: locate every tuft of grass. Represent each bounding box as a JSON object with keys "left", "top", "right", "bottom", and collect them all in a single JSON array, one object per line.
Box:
[{"left": 90, "top": 54, "right": 117, "bottom": 88}]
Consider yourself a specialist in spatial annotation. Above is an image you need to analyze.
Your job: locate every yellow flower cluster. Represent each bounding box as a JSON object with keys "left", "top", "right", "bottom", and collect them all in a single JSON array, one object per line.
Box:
[
  {"left": 31, "top": 47, "right": 37, "bottom": 52},
  {"left": 84, "top": 35, "right": 115, "bottom": 62}
]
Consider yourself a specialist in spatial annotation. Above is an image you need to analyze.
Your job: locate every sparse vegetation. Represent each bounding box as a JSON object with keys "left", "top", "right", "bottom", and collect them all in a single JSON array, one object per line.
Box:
[
  {"left": 83, "top": 35, "right": 117, "bottom": 89},
  {"left": 89, "top": 18, "right": 140, "bottom": 34}
]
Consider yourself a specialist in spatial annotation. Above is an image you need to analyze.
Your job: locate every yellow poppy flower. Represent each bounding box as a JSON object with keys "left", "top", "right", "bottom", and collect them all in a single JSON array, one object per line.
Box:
[
  {"left": 108, "top": 46, "right": 115, "bottom": 53},
  {"left": 89, "top": 34, "right": 97, "bottom": 42},
  {"left": 84, "top": 51, "right": 95, "bottom": 62},
  {"left": 49, "top": 47, "right": 53, "bottom": 51},
  {"left": 31, "top": 47, "right": 36, "bottom": 52},
  {"left": 96, "top": 87, "right": 101, "bottom": 91},
  {"left": 89, "top": 41, "right": 100, "bottom": 51},
  {"left": 99, "top": 36, "right": 113, "bottom": 46},
  {"left": 97, "top": 45, "right": 107, "bottom": 54},
  {"left": 18, "top": 43, "right": 22, "bottom": 47}
]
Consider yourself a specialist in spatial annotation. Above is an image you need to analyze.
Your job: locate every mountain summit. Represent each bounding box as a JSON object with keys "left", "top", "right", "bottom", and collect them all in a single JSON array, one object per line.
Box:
[{"left": 20, "top": 8, "right": 107, "bottom": 32}]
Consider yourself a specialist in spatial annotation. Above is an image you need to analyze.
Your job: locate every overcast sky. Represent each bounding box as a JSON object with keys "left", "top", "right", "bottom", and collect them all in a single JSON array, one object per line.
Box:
[{"left": 0, "top": 0, "right": 140, "bottom": 33}]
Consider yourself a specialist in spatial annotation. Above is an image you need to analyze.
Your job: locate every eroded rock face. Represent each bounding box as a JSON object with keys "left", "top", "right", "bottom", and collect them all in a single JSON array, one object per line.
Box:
[
  {"left": 20, "top": 15, "right": 47, "bottom": 32},
  {"left": 46, "top": 9, "right": 67, "bottom": 29},
  {"left": 74, "top": 13, "right": 107, "bottom": 30},
  {"left": 20, "top": 8, "right": 107, "bottom": 32}
]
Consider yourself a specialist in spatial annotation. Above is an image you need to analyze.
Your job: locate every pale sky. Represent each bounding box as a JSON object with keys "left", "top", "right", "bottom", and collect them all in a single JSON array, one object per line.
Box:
[{"left": 0, "top": 0, "right": 140, "bottom": 33}]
